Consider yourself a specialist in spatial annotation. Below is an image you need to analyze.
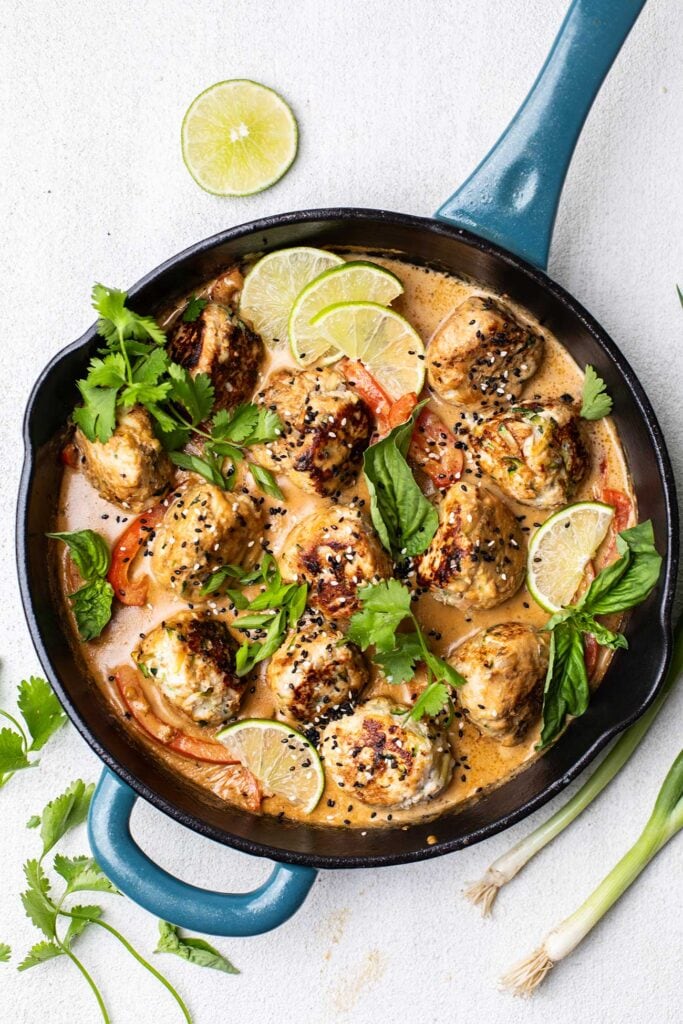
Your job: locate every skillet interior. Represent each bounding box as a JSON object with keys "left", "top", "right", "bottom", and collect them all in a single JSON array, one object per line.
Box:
[{"left": 17, "top": 209, "right": 678, "bottom": 868}]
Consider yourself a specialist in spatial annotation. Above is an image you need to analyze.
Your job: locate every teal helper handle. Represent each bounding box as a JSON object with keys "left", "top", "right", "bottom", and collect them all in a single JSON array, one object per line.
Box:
[
  {"left": 436, "top": 0, "right": 647, "bottom": 270},
  {"left": 88, "top": 769, "right": 318, "bottom": 937}
]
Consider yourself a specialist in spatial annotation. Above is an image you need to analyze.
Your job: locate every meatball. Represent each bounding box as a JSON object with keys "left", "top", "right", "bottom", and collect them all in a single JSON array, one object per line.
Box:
[
  {"left": 471, "top": 399, "right": 589, "bottom": 507},
  {"left": 151, "top": 481, "right": 263, "bottom": 596},
  {"left": 416, "top": 484, "right": 526, "bottom": 609},
  {"left": 133, "top": 613, "right": 245, "bottom": 725},
  {"left": 280, "top": 505, "right": 391, "bottom": 619},
  {"left": 320, "top": 697, "right": 454, "bottom": 808},
  {"left": 450, "top": 623, "right": 550, "bottom": 744},
  {"left": 74, "top": 405, "right": 172, "bottom": 512},
  {"left": 266, "top": 621, "right": 368, "bottom": 724},
  {"left": 250, "top": 366, "right": 373, "bottom": 496},
  {"left": 167, "top": 302, "right": 263, "bottom": 413},
  {"left": 426, "top": 295, "right": 544, "bottom": 406}
]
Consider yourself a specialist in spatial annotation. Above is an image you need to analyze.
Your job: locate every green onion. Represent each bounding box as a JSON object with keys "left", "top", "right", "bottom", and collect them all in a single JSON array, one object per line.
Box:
[
  {"left": 499, "top": 740, "right": 683, "bottom": 996},
  {"left": 465, "top": 617, "right": 683, "bottom": 917}
]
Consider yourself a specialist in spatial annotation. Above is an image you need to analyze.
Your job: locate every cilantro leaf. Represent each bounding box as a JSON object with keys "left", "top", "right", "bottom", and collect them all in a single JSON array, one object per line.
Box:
[
  {"left": 347, "top": 579, "right": 412, "bottom": 653},
  {"left": 363, "top": 401, "right": 439, "bottom": 557},
  {"left": 212, "top": 404, "right": 259, "bottom": 443},
  {"left": 182, "top": 296, "right": 208, "bottom": 323},
  {"left": 17, "top": 941, "right": 63, "bottom": 972},
  {"left": 92, "top": 283, "right": 166, "bottom": 347},
  {"left": 249, "top": 464, "right": 284, "bottom": 500},
  {"left": 72, "top": 382, "right": 118, "bottom": 443},
  {"left": 54, "top": 855, "right": 118, "bottom": 896},
  {"left": 47, "top": 529, "right": 111, "bottom": 581},
  {"left": 69, "top": 579, "right": 114, "bottom": 641},
  {"left": 85, "top": 353, "right": 128, "bottom": 389},
  {"left": 580, "top": 365, "right": 613, "bottom": 421},
  {"left": 64, "top": 905, "right": 104, "bottom": 947},
  {"left": 155, "top": 920, "right": 239, "bottom": 974},
  {"left": 35, "top": 780, "right": 95, "bottom": 857},
  {"left": 167, "top": 365, "right": 214, "bottom": 425},
  {"left": 408, "top": 682, "right": 451, "bottom": 721},
  {"left": 374, "top": 632, "right": 423, "bottom": 684},
  {"left": 21, "top": 860, "right": 56, "bottom": 938},
  {"left": 0, "top": 943, "right": 10, "bottom": 963},
  {"left": 17, "top": 677, "right": 66, "bottom": 751},
  {"left": 0, "top": 727, "right": 30, "bottom": 774}
]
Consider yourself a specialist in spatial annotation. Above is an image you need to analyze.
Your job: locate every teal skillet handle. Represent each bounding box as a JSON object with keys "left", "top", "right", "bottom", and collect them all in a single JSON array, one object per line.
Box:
[
  {"left": 436, "top": 0, "right": 647, "bottom": 269},
  {"left": 88, "top": 769, "right": 318, "bottom": 937}
]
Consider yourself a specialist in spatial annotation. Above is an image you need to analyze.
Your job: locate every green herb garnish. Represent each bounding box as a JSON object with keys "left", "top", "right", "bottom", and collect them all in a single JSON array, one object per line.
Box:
[
  {"left": 580, "top": 364, "right": 613, "bottom": 421},
  {"left": 0, "top": 943, "right": 10, "bottom": 963},
  {"left": 0, "top": 677, "right": 66, "bottom": 789},
  {"left": 47, "top": 529, "right": 114, "bottom": 641},
  {"left": 182, "top": 295, "right": 208, "bottom": 322},
  {"left": 348, "top": 579, "right": 465, "bottom": 720},
  {"left": 363, "top": 400, "right": 438, "bottom": 559},
  {"left": 230, "top": 555, "right": 308, "bottom": 676},
  {"left": 155, "top": 921, "right": 239, "bottom": 974},
  {"left": 539, "top": 520, "right": 662, "bottom": 748}
]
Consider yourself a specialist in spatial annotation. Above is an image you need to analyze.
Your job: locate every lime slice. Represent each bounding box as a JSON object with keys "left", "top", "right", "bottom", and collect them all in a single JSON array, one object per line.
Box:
[
  {"left": 239, "top": 247, "right": 344, "bottom": 346},
  {"left": 289, "top": 261, "right": 404, "bottom": 366},
  {"left": 309, "top": 301, "right": 425, "bottom": 399},
  {"left": 181, "top": 80, "right": 298, "bottom": 197},
  {"left": 527, "top": 501, "right": 615, "bottom": 612},
  {"left": 216, "top": 718, "right": 325, "bottom": 813}
]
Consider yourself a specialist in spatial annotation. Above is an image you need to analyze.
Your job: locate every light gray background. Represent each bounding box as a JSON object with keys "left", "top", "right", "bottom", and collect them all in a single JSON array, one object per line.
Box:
[{"left": 1, "top": 2, "right": 682, "bottom": 1022}]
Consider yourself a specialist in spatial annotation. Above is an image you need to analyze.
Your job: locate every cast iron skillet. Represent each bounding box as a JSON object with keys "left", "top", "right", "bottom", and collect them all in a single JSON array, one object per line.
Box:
[{"left": 16, "top": 0, "right": 678, "bottom": 936}]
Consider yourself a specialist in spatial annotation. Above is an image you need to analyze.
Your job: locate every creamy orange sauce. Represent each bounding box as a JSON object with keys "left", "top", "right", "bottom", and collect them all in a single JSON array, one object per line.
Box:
[{"left": 53, "top": 252, "right": 633, "bottom": 830}]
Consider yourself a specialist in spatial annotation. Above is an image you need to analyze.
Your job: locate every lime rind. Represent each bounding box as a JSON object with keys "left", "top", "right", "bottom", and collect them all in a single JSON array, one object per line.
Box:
[
  {"left": 181, "top": 79, "right": 298, "bottom": 197},
  {"left": 527, "top": 500, "right": 615, "bottom": 613}
]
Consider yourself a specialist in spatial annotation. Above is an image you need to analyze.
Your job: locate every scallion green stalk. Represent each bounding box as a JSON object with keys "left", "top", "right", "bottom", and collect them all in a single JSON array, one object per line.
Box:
[
  {"left": 465, "top": 618, "right": 683, "bottom": 917},
  {"left": 499, "top": 744, "right": 683, "bottom": 995}
]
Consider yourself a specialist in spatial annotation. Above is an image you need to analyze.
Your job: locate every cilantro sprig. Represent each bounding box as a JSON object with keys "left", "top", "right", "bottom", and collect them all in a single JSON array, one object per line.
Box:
[
  {"left": 74, "top": 285, "right": 282, "bottom": 495},
  {"left": 348, "top": 579, "right": 465, "bottom": 721},
  {"left": 538, "top": 520, "right": 662, "bottom": 748},
  {"left": 580, "top": 364, "right": 613, "bottom": 421},
  {"left": 0, "top": 677, "right": 66, "bottom": 789},
  {"left": 222, "top": 555, "right": 308, "bottom": 676},
  {"left": 47, "top": 530, "right": 114, "bottom": 641}
]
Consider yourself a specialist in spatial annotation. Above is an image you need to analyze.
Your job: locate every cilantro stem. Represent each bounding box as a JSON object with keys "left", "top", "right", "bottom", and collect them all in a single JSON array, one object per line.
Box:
[
  {"left": 117, "top": 326, "right": 134, "bottom": 384},
  {"left": 58, "top": 940, "right": 111, "bottom": 1024},
  {"left": 0, "top": 708, "right": 28, "bottom": 749},
  {"left": 61, "top": 912, "right": 192, "bottom": 1024}
]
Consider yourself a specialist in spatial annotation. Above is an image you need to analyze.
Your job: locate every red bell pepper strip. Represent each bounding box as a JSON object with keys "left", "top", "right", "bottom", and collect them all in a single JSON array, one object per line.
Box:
[
  {"left": 107, "top": 503, "right": 166, "bottom": 606},
  {"left": 584, "top": 634, "right": 599, "bottom": 679},
  {"left": 340, "top": 358, "right": 393, "bottom": 432},
  {"left": 60, "top": 442, "right": 79, "bottom": 468},
  {"left": 599, "top": 487, "right": 633, "bottom": 567}
]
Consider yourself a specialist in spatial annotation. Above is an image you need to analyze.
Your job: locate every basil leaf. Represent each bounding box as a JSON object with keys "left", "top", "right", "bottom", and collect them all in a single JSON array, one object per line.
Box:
[
  {"left": 538, "top": 622, "right": 589, "bottom": 749},
  {"left": 69, "top": 579, "right": 114, "bottom": 641},
  {"left": 363, "top": 401, "right": 439, "bottom": 557},
  {"left": 582, "top": 520, "right": 662, "bottom": 616},
  {"left": 155, "top": 920, "right": 239, "bottom": 974},
  {"left": 47, "top": 529, "right": 111, "bottom": 581}
]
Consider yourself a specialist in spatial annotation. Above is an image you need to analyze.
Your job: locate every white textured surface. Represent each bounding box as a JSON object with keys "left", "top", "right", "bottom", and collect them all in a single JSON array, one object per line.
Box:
[{"left": 1, "top": 1, "right": 682, "bottom": 1022}]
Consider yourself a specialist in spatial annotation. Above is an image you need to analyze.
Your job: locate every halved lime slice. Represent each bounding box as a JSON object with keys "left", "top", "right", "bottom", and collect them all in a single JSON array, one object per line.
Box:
[
  {"left": 216, "top": 718, "right": 325, "bottom": 813},
  {"left": 289, "top": 261, "right": 404, "bottom": 366},
  {"left": 239, "top": 247, "right": 344, "bottom": 347},
  {"left": 527, "top": 501, "right": 615, "bottom": 612},
  {"left": 309, "top": 301, "right": 425, "bottom": 399},
  {"left": 181, "top": 80, "right": 298, "bottom": 197}
]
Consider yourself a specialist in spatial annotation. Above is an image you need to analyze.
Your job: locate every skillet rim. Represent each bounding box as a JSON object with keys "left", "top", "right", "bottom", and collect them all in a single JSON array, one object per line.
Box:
[{"left": 16, "top": 207, "right": 679, "bottom": 869}]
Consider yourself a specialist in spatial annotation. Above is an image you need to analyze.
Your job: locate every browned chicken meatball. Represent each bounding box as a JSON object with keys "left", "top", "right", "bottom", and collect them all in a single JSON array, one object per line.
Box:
[
  {"left": 320, "top": 697, "right": 454, "bottom": 808},
  {"left": 280, "top": 505, "right": 391, "bottom": 619},
  {"left": 167, "top": 302, "right": 263, "bottom": 412},
  {"left": 133, "top": 613, "right": 246, "bottom": 725},
  {"left": 450, "top": 623, "right": 550, "bottom": 744},
  {"left": 426, "top": 295, "right": 544, "bottom": 406},
  {"left": 471, "top": 399, "right": 589, "bottom": 507},
  {"left": 250, "top": 367, "right": 373, "bottom": 496},
  {"left": 266, "top": 621, "right": 368, "bottom": 724},
  {"left": 416, "top": 483, "right": 526, "bottom": 609},
  {"left": 74, "top": 405, "right": 172, "bottom": 512},
  {"left": 151, "top": 481, "right": 263, "bottom": 596}
]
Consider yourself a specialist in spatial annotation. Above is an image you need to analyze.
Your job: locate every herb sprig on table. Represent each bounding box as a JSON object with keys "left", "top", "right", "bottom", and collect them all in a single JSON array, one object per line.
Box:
[
  {"left": 538, "top": 520, "right": 662, "bottom": 748},
  {"left": 0, "top": 677, "right": 66, "bottom": 789},
  {"left": 73, "top": 285, "right": 283, "bottom": 495},
  {"left": 348, "top": 578, "right": 465, "bottom": 720}
]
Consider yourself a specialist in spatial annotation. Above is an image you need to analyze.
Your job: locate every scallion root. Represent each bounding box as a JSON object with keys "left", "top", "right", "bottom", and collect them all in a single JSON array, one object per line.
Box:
[
  {"left": 499, "top": 948, "right": 554, "bottom": 996},
  {"left": 463, "top": 868, "right": 505, "bottom": 916}
]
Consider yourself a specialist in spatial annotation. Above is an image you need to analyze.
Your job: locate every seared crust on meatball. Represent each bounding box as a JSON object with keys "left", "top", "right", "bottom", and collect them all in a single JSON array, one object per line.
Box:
[
  {"left": 167, "top": 302, "right": 263, "bottom": 412},
  {"left": 151, "top": 481, "right": 263, "bottom": 596},
  {"left": 416, "top": 484, "right": 526, "bottom": 609},
  {"left": 320, "top": 697, "right": 454, "bottom": 808},
  {"left": 471, "top": 399, "right": 589, "bottom": 507},
  {"left": 450, "top": 623, "right": 550, "bottom": 744},
  {"left": 133, "top": 613, "right": 246, "bottom": 725},
  {"left": 74, "top": 405, "right": 172, "bottom": 512},
  {"left": 426, "top": 295, "right": 544, "bottom": 406},
  {"left": 280, "top": 505, "right": 391, "bottom": 619},
  {"left": 266, "top": 622, "right": 368, "bottom": 724},
  {"left": 250, "top": 367, "right": 373, "bottom": 496}
]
